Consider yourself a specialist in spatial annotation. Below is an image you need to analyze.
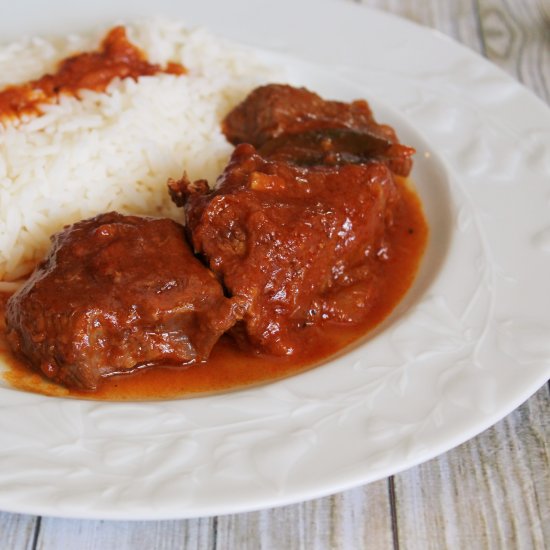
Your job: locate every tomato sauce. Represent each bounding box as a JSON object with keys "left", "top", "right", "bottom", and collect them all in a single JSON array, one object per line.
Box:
[
  {"left": 0, "top": 26, "right": 185, "bottom": 122},
  {"left": 0, "top": 178, "right": 427, "bottom": 401}
]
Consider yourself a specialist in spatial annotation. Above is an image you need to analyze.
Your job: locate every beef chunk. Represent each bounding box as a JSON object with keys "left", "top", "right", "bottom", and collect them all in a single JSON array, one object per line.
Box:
[
  {"left": 5, "top": 212, "right": 243, "bottom": 390},
  {"left": 222, "top": 84, "right": 414, "bottom": 176},
  {"left": 170, "top": 144, "right": 400, "bottom": 356}
]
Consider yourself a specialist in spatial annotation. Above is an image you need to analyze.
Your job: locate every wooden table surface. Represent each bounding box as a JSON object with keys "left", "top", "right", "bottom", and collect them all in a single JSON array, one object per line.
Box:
[{"left": 1, "top": 1, "right": 548, "bottom": 548}]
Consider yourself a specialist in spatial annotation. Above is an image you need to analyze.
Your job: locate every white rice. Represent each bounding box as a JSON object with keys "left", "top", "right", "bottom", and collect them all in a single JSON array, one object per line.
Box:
[{"left": 0, "top": 19, "right": 280, "bottom": 283}]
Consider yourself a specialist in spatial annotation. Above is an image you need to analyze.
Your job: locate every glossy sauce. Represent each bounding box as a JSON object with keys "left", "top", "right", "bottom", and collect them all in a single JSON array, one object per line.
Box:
[
  {"left": 0, "top": 26, "right": 185, "bottom": 122},
  {"left": 0, "top": 178, "right": 427, "bottom": 401}
]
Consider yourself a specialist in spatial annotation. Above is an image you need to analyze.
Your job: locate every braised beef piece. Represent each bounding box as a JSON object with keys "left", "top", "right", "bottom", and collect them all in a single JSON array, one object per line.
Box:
[
  {"left": 222, "top": 84, "right": 414, "bottom": 176},
  {"left": 5, "top": 212, "right": 243, "bottom": 390},
  {"left": 170, "top": 144, "right": 400, "bottom": 356}
]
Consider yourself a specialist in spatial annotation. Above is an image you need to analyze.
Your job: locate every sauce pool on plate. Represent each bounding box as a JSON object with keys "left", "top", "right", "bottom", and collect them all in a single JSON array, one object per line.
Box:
[{"left": 0, "top": 177, "right": 427, "bottom": 401}]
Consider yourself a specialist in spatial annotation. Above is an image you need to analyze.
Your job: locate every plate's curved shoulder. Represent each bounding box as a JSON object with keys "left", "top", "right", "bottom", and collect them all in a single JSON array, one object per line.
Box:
[{"left": 0, "top": 0, "right": 548, "bottom": 520}]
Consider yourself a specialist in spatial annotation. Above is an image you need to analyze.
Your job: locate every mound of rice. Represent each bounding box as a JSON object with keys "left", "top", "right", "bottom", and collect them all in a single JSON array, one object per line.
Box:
[{"left": 0, "top": 19, "right": 279, "bottom": 283}]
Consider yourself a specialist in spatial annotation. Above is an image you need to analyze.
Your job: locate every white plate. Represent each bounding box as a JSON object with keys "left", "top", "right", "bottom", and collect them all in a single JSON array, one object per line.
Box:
[{"left": 0, "top": 0, "right": 549, "bottom": 520}]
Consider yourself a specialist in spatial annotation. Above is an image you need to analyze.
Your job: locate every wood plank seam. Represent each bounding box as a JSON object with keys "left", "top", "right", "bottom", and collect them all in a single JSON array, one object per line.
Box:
[
  {"left": 30, "top": 516, "right": 41, "bottom": 550},
  {"left": 211, "top": 516, "right": 218, "bottom": 550},
  {"left": 388, "top": 477, "right": 400, "bottom": 550}
]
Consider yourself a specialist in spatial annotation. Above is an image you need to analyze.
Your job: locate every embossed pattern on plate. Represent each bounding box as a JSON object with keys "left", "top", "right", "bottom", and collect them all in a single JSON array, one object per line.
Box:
[{"left": 0, "top": 0, "right": 548, "bottom": 520}]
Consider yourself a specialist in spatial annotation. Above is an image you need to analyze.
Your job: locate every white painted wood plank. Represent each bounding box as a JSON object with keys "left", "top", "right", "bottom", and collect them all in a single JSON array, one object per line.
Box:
[
  {"left": 478, "top": 0, "right": 550, "bottom": 102},
  {"left": 0, "top": 512, "right": 37, "bottom": 550},
  {"left": 357, "top": 0, "right": 550, "bottom": 101},
  {"left": 35, "top": 517, "right": 215, "bottom": 550},
  {"left": 215, "top": 481, "right": 394, "bottom": 550},
  {"left": 393, "top": 385, "right": 549, "bottom": 550},
  {"left": 356, "top": 0, "right": 485, "bottom": 53},
  {"left": 33, "top": 483, "right": 393, "bottom": 550}
]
